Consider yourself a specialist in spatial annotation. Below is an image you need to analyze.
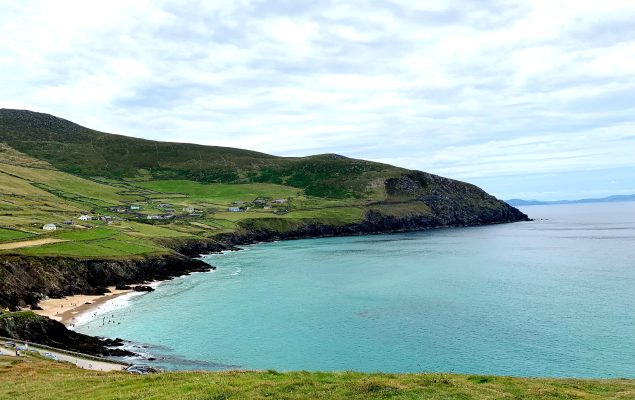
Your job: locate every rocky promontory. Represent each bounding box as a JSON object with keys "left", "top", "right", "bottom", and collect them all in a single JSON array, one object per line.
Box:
[{"left": 0, "top": 311, "right": 133, "bottom": 357}]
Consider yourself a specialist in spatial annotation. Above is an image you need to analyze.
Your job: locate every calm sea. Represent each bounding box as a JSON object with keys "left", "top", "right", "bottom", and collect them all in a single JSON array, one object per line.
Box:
[{"left": 77, "top": 202, "right": 635, "bottom": 377}]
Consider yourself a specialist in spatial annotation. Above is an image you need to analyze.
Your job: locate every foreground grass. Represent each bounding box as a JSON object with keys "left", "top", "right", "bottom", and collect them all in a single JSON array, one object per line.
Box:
[{"left": 1, "top": 357, "right": 634, "bottom": 400}]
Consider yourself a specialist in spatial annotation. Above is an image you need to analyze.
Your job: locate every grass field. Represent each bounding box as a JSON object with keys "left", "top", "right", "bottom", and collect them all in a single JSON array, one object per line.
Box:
[
  {"left": 0, "top": 140, "right": 495, "bottom": 258},
  {"left": 134, "top": 180, "right": 302, "bottom": 205},
  {"left": 0, "top": 227, "right": 32, "bottom": 241},
  {"left": 0, "top": 149, "right": 380, "bottom": 257},
  {"left": 16, "top": 232, "right": 166, "bottom": 257},
  {"left": 1, "top": 357, "right": 633, "bottom": 400}
]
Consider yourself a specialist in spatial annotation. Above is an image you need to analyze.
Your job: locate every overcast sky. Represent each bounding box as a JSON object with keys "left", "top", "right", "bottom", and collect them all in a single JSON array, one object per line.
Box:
[{"left": 1, "top": 1, "right": 634, "bottom": 200}]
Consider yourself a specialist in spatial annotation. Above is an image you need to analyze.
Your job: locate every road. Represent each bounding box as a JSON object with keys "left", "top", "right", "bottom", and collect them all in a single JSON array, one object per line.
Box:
[{"left": 0, "top": 344, "right": 128, "bottom": 372}]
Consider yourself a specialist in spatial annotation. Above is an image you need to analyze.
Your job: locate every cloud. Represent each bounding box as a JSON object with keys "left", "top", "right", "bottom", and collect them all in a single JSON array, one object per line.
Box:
[{"left": 1, "top": 0, "right": 634, "bottom": 200}]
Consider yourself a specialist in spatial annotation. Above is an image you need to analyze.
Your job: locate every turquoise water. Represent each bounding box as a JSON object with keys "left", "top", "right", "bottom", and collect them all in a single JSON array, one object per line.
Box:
[{"left": 77, "top": 202, "right": 635, "bottom": 377}]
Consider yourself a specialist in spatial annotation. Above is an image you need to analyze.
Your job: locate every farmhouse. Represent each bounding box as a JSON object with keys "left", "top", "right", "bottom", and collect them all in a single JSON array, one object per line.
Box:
[
  {"left": 42, "top": 223, "right": 57, "bottom": 231},
  {"left": 228, "top": 207, "right": 241, "bottom": 212},
  {"left": 78, "top": 215, "right": 91, "bottom": 221}
]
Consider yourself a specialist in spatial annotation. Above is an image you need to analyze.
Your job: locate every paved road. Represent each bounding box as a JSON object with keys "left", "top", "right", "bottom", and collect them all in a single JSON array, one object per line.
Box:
[
  {"left": 0, "top": 344, "right": 127, "bottom": 372},
  {"left": 0, "top": 346, "right": 15, "bottom": 356}
]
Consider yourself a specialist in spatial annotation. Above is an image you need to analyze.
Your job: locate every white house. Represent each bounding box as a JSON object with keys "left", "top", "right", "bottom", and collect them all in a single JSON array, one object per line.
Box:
[
  {"left": 228, "top": 207, "right": 241, "bottom": 212},
  {"left": 130, "top": 204, "right": 141, "bottom": 210},
  {"left": 42, "top": 223, "right": 57, "bottom": 231},
  {"left": 78, "top": 215, "right": 92, "bottom": 221}
]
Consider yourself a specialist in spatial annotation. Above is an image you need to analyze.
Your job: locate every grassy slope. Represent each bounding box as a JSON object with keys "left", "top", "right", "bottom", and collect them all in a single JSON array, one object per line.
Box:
[
  {"left": 0, "top": 144, "right": 407, "bottom": 257},
  {"left": 1, "top": 357, "right": 633, "bottom": 400},
  {"left": 0, "top": 109, "right": 401, "bottom": 199},
  {"left": 0, "top": 108, "right": 527, "bottom": 257}
]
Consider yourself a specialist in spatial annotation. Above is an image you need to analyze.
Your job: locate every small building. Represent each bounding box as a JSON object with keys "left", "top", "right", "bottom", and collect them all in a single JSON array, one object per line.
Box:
[
  {"left": 100, "top": 216, "right": 113, "bottom": 221},
  {"left": 62, "top": 220, "right": 72, "bottom": 225},
  {"left": 263, "top": 205, "right": 272, "bottom": 210},
  {"left": 273, "top": 199, "right": 288, "bottom": 204},
  {"left": 183, "top": 206, "right": 195, "bottom": 213},
  {"left": 130, "top": 204, "right": 141, "bottom": 210},
  {"left": 254, "top": 199, "right": 267, "bottom": 205},
  {"left": 78, "top": 215, "right": 92, "bottom": 221},
  {"left": 228, "top": 207, "right": 241, "bottom": 212},
  {"left": 146, "top": 215, "right": 163, "bottom": 220},
  {"left": 42, "top": 223, "right": 57, "bottom": 231},
  {"left": 116, "top": 207, "right": 127, "bottom": 213}
]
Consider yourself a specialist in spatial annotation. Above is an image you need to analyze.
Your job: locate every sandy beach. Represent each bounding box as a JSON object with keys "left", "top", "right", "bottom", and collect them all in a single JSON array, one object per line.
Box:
[{"left": 34, "top": 286, "right": 135, "bottom": 327}]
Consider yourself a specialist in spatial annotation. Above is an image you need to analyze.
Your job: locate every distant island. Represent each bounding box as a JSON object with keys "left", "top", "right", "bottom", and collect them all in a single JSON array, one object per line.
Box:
[{"left": 506, "top": 194, "right": 635, "bottom": 206}]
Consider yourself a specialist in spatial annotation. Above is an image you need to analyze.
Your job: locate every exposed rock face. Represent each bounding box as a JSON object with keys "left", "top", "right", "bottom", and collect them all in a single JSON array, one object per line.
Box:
[
  {"left": 384, "top": 171, "right": 529, "bottom": 226},
  {"left": 0, "top": 254, "right": 212, "bottom": 309},
  {"left": 0, "top": 311, "right": 133, "bottom": 356}
]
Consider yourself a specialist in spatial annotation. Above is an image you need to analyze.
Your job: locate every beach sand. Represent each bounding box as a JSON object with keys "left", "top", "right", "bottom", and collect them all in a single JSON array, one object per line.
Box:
[{"left": 34, "top": 286, "right": 133, "bottom": 327}]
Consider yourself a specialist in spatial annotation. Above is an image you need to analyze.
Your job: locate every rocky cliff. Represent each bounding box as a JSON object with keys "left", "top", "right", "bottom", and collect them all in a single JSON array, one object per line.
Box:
[
  {"left": 0, "top": 311, "right": 132, "bottom": 356},
  {"left": 0, "top": 253, "right": 212, "bottom": 309}
]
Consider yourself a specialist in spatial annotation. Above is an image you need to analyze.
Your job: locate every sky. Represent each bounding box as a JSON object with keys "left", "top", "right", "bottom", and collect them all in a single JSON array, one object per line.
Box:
[{"left": 1, "top": 0, "right": 634, "bottom": 201}]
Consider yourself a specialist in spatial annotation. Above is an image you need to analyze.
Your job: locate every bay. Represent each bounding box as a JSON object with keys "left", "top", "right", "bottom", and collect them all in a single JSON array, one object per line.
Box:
[{"left": 76, "top": 202, "right": 635, "bottom": 377}]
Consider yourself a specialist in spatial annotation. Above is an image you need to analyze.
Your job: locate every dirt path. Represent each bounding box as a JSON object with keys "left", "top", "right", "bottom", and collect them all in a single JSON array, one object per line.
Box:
[
  {"left": 0, "top": 345, "right": 128, "bottom": 372},
  {"left": 0, "top": 238, "right": 66, "bottom": 250}
]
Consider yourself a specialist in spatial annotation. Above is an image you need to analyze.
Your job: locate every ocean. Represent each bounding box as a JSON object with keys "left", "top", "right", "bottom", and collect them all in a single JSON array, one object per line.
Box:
[{"left": 76, "top": 202, "right": 635, "bottom": 377}]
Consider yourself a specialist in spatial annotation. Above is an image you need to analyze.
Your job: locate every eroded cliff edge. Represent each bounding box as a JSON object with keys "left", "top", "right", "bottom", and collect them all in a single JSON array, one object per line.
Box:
[{"left": 1, "top": 194, "right": 528, "bottom": 310}]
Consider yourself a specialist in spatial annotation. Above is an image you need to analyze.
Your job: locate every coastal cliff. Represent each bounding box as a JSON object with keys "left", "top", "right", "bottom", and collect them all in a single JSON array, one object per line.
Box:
[
  {"left": 0, "top": 253, "right": 212, "bottom": 309},
  {"left": 1, "top": 200, "right": 528, "bottom": 310},
  {"left": 0, "top": 108, "right": 529, "bottom": 352},
  {"left": 0, "top": 311, "right": 133, "bottom": 356}
]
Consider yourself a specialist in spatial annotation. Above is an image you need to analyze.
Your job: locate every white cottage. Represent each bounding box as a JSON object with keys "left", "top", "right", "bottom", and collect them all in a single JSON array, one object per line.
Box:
[
  {"left": 42, "top": 223, "right": 57, "bottom": 231},
  {"left": 78, "top": 215, "right": 92, "bottom": 221}
]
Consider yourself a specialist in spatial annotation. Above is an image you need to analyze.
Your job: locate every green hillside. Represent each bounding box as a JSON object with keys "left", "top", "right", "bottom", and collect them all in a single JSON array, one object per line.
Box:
[
  {"left": 1, "top": 355, "right": 633, "bottom": 400},
  {"left": 0, "top": 108, "right": 400, "bottom": 199},
  {"left": 0, "top": 108, "right": 527, "bottom": 260}
]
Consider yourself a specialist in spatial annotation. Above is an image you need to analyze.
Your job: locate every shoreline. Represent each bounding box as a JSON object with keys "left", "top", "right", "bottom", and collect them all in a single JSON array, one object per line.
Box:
[{"left": 34, "top": 283, "right": 160, "bottom": 328}]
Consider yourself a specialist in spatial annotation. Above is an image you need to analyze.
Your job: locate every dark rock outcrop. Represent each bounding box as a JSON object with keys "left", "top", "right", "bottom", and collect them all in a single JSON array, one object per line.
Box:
[
  {"left": 133, "top": 285, "right": 154, "bottom": 292},
  {"left": 0, "top": 311, "right": 133, "bottom": 357},
  {"left": 0, "top": 253, "right": 212, "bottom": 309}
]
